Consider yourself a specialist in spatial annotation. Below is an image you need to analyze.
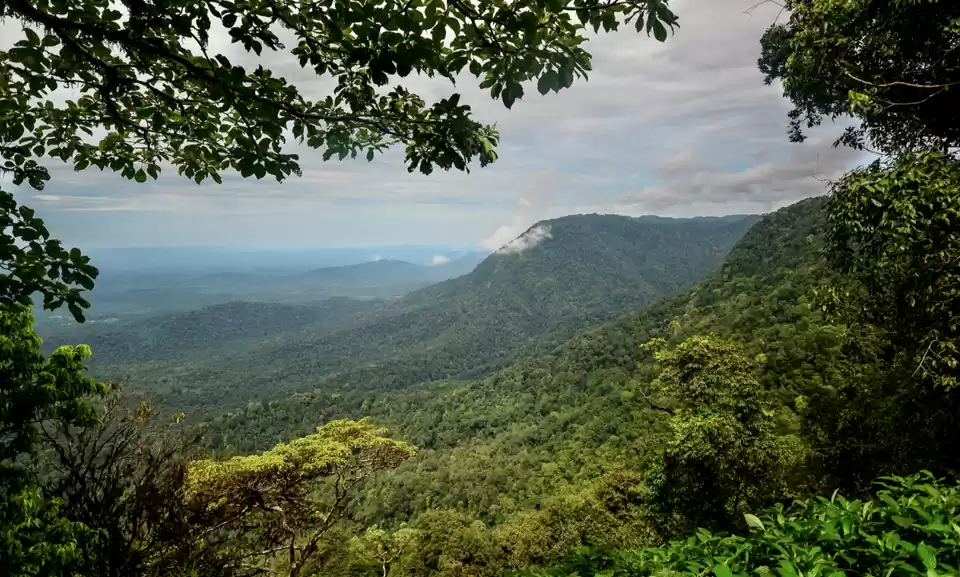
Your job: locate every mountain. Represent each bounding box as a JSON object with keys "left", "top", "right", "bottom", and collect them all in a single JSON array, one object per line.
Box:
[
  {"left": 38, "top": 252, "right": 486, "bottom": 328},
  {"left": 47, "top": 212, "right": 760, "bottom": 415},
  {"left": 297, "top": 254, "right": 486, "bottom": 286},
  {"left": 201, "top": 197, "right": 832, "bottom": 527}
]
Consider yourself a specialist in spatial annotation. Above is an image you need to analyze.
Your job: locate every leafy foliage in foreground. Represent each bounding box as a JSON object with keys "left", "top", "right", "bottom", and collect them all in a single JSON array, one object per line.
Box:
[
  {"left": 3, "top": 0, "right": 677, "bottom": 190},
  {"left": 826, "top": 151, "right": 960, "bottom": 390},
  {"left": 523, "top": 471, "right": 960, "bottom": 577},
  {"left": 1, "top": 302, "right": 105, "bottom": 575}
]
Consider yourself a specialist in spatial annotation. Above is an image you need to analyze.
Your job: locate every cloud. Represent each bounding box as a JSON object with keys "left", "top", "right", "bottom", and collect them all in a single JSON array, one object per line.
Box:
[
  {"left": 479, "top": 172, "right": 559, "bottom": 251},
  {"left": 431, "top": 255, "right": 451, "bottom": 265},
  {"left": 617, "top": 136, "right": 870, "bottom": 215},
  {"left": 6, "top": 0, "right": 870, "bottom": 248},
  {"left": 494, "top": 225, "right": 553, "bottom": 255}
]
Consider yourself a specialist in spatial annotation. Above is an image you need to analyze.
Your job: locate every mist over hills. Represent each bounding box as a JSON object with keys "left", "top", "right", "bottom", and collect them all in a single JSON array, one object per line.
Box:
[
  {"left": 37, "top": 250, "right": 487, "bottom": 327},
  {"left": 45, "top": 212, "right": 760, "bottom": 415}
]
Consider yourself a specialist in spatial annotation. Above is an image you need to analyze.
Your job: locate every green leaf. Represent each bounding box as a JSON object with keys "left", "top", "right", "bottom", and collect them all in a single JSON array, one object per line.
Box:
[
  {"left": 24, "top": 27, "right": 41, "bottom": 45},
  {"left": 538, "top": 70, "right": 558, "bottom": 95},
  {"left": 715, "top": 564, "right": 734, "bottom": 577},
  {"left": 893, "top": 516, "right": 915, "bottom": 528},
  {"left": 134, "top": 169, "right": 147, "bottom": 183},
  {"left": 778, "top": 562, "right": 798, "bottom": 577},
  {"left": 652, "top": 19, "right": 668, "bottom": 42},
  {"left": 744, "top": 513, "right": 765, "bottom": 530},
  {"left": 917, "top": 543, "right": 937, "bottom": 572}
]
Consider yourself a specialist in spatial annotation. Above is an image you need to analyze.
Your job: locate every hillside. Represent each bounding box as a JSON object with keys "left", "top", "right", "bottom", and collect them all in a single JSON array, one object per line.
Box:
[
  {"left": 202, "top": 198, "right": 834, "bottom": 527},
  {"left": 46, "top": 298, "right": 380, "bottom": 365},
  {"left": 49, "top": 213, "right": 759, "bottom": 415},
  {"left": 298, "top": 254, "right": 485, "bottom": 285}
]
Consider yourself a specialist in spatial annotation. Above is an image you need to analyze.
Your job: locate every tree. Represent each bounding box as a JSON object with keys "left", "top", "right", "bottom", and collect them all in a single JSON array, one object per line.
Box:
[
  {"left": 639, "top": 336, "right": 807, "bottom": 534},
  {"left": 825, "top": 151, "right": 960, "bottom": 389},
  {"left": 758, "top": 0, "right": 960, "bottom": 154},
  {"left": 799, "top": 151, "right": 960, "bottom": 490},
  {"left": 186, "top": 418, "right": 415, "bottom": 577},
  {"left": 3, "top": 0, "right": 677, "bottom": 182},
  {"left": 350, "top": 525, "right": 419, "bottom": 577},
  {"left": 0, "top": 301, "right": 106, "bottom": 575},
  {"left": 37, "top": 389, "right": 235, "bottom": 577}
]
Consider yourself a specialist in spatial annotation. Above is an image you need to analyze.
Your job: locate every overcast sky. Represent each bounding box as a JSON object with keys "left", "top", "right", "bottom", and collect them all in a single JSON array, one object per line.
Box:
[{"left": 5, "top": 0, "right": 868, "bottom": 249}]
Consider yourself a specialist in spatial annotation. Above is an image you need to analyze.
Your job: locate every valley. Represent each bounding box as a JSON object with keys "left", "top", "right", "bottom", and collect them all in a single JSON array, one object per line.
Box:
[{"left": 42, "top": 213, "right": 759, "bottom": 416}]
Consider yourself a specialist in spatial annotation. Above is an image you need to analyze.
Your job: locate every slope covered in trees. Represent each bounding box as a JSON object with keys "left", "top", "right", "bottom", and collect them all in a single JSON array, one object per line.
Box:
[
  {"left": 45, "top": 298, "right": 379, "bottom": 365},
  {"left": 192, "top": 192, "right": 954, "bottom": 577},
  {"left": 44, "top": 213, "right": 758, "bottom": 415},
  {"left": 202, "top": 198, "right": 832, "bottom": 520}
]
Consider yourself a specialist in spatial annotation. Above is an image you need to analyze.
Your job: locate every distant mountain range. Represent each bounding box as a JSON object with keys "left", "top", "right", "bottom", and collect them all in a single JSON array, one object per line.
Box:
[
  {"left": 45, "top": 212, "right": 760, "bottom": 415},
  {"left": 296, "top": 254, "right": 486, "bottom": 286},
  {"left": 37, "top": 251, "right": 487, "bottom": 326}
]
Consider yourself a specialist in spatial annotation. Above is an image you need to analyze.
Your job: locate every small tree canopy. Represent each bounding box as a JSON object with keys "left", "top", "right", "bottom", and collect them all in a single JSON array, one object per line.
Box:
[
  {"left": 641, "top": 336, "right": 808, "bottom": 533},
  {"left": 188, "top": 419, "right": 416, "bottom": 577}
]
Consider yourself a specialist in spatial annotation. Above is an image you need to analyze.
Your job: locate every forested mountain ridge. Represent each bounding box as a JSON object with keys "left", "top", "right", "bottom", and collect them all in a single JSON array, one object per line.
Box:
[
  {"left": 298, "top": 255, "right": 485, "bottom": 285},
  {"left": 203, "top": 198, "right": 835, "bottom": 528},
  {"left": 47, "top": 213, "right": 758, "bottom": 415}
]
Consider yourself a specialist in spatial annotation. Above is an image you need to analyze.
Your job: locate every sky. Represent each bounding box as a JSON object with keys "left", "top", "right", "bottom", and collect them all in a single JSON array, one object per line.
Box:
[{"left": 4, "top": 0, "right": 869, "bottom": 249}]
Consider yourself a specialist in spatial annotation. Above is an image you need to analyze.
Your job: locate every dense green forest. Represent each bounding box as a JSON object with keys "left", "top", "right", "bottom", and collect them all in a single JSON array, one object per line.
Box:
[
  {"left": 4, "top": 0, "right": 960, "bottom": 576},
  {"left": 203, "top": 197, "right": 832, "bottom": 521},
  {"left": 43, "top": 214, "right": 758, "bottom": 416}
]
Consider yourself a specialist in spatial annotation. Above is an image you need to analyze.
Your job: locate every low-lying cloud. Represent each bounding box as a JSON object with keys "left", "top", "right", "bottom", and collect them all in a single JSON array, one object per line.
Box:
[
  {"left": 495, "top": 225, "right": 553, "bottom": 255},
  {"left": 431, "top": 255, "right": 451, "bottom": 265}
]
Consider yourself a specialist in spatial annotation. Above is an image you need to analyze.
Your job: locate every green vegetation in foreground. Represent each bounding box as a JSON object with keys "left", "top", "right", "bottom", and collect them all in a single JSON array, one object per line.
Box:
[{"left": 523, "top": 471, "right": 960, "bottom": 577}]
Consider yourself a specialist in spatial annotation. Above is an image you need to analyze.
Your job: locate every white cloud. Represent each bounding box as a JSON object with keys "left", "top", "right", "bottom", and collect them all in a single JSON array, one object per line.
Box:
[
  {"left": 494, "top": 224, "right": 553, "bottom": 255},
  {"left": 431, "top": 255, "right": 451, "bottom": 265}
]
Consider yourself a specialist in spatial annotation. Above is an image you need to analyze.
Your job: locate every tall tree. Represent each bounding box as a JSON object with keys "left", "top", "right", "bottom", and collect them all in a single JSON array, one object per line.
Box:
[
  {"left": 802, "top": 151, "right": 960, "bottom": 490},
  {"left": 37, "top": 390, "right": 234, "bottom": 577},
  {"left": 640, "top": 335, "right": 808, "bottom": 534},
  {"left": 0, "top": 302, "right": 106, "bottom": 575},
  {"left": 758, "top": 0, "right": 960, "bottom": 154}
]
